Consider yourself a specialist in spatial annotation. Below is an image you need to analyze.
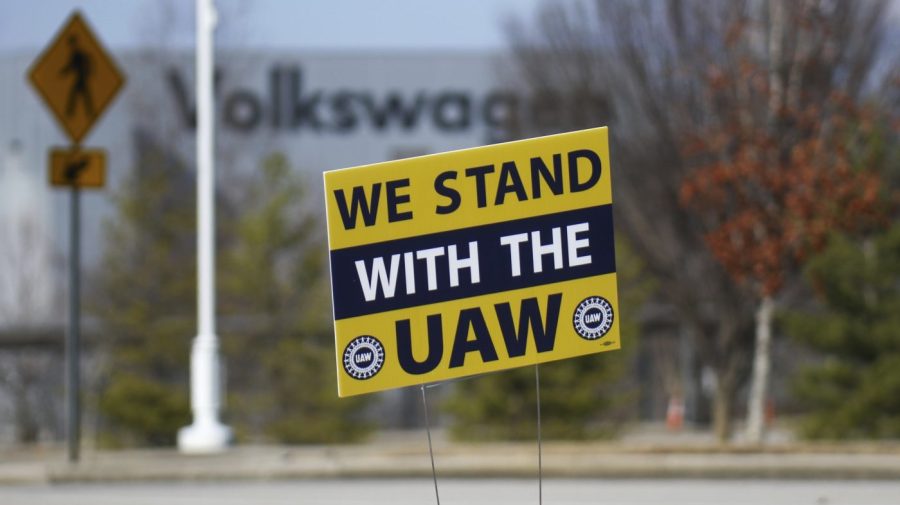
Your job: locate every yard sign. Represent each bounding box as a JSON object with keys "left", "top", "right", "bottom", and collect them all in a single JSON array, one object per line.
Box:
[{"left": 324, "top": 127, "right": 620, "bottom": 397}]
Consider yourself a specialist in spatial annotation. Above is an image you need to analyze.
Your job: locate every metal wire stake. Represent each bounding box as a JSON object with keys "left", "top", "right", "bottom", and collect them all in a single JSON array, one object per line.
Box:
[
  {"left": 421, "top": 385, "right": 441, "bottom": 505},
  {"left": 535, "top": 364, "right": 543, "bottom": 505}
]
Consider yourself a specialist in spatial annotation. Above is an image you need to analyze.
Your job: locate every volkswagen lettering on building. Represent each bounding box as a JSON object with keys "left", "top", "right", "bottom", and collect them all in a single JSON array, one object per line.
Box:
[{"left": 166, "top": 64, "right": 612, "bottom": 135}]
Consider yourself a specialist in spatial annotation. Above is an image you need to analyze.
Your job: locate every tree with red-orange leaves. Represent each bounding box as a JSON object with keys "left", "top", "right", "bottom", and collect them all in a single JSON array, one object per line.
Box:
[
  {"left": 508, "top": 0, "right": 898, "bottom": 441},
  {"left": 681, "top": 84, "right": 894, "bottom": 443}
]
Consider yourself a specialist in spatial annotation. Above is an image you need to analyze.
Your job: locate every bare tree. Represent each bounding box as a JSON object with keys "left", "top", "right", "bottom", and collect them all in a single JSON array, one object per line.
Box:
[
  {"left": 506, "top": 0, "right": 897, "bottom": 441},
  {"left": 0, "top": 141, "right": 64, "bottom": 443},
  {"left": 506, "top": 0, "right": 755, "bottom": 440},
  {"left": 672, "top": 0, "right": 896, "bottom": 443}
]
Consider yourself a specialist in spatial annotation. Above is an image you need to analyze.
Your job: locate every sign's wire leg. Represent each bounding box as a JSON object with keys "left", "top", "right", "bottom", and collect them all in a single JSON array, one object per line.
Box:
[
  {"left": 421, "top": 385, "right": 441, "bottom": 505},
  {"left": 535, "top": 364, "right": 543, "bottom": 505}
]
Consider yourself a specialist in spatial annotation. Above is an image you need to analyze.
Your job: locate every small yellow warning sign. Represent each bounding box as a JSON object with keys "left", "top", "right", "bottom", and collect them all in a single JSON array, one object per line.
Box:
[{"left": 49, "top": 147, "right": 105, "bottom": 188}]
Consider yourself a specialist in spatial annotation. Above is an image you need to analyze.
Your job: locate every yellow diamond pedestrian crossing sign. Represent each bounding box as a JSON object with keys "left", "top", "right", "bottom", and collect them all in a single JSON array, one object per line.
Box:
[{"left": 28, "top": 11, "right": 125, "bottom": 144}]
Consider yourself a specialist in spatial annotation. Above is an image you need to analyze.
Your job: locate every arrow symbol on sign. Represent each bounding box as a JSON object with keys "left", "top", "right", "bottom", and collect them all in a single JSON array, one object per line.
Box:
[{"left": 64, "top": 156, "right": 89, "bottom": 182}]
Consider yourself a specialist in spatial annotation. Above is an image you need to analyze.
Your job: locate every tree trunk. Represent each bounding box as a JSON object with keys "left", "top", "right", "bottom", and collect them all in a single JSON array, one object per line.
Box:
[
  {"left": 746, "top": 295, "right": 775, "bottom": 444},
  {"left": 14, "top": 386, "right": 39, "bottom": 443},
  {"left": 712, "top": 381, "right": 733, "bottom": 443},
  {"left": 767, "top": 0, "right": 785, "bottom": 118}
]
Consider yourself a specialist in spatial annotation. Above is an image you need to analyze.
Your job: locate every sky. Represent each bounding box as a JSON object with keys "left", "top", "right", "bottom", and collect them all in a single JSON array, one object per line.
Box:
[
  {"left": 5, "top": 0, "right": 900, "bottom": 54},
  {"left": 0, "top": 0, "right": 548, "bottom": 53}
]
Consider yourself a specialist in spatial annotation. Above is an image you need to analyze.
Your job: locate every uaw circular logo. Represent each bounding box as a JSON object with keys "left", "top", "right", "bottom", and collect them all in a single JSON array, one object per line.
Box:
[
  {"left": 342, "top": 335, "right": 385, "bottom": 380},
  {"left": 573, "top": 296, "right": 614, "bottom": 340}
]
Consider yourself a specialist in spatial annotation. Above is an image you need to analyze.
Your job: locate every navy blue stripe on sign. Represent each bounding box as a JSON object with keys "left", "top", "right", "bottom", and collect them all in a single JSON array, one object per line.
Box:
[{"left": 330, "top": 204, "right": 615, "bottom": 320}]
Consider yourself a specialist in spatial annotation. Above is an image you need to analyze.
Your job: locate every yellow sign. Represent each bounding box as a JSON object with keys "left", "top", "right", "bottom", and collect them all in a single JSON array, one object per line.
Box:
[
  {"left": 49, "top": 147, "right": 105, "bottom": 188},
  {"left": 324, "top": 127, "right": 620, "bottom": 397},
  {"left": 28, "top": 11, "right": 125, "bottom": 144}
]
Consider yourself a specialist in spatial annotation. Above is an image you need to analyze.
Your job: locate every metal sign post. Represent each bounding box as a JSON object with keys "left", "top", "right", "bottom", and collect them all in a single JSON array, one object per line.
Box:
[
  {"left": 66, "top": 181, "right": 81, "bottom": 462},
  {"left": 28, "top": 10, "right": 124, "bottom": 463}
]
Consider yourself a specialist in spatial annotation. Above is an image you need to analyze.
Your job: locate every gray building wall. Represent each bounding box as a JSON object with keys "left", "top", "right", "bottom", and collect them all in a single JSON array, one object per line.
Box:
[{"left": 0, "top": 50, "right": 516, "bottom": 442}]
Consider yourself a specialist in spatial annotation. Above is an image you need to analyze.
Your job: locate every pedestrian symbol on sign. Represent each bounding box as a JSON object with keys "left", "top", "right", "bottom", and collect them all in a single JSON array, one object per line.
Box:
[{"left": 61, "top": 35, "right": 94, "bottom": 119}]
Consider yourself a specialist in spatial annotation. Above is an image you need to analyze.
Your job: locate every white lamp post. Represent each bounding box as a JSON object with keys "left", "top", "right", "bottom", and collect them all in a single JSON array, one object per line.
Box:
[{"left": 178, "top": 0, "right": 231, "bottom": 453}]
